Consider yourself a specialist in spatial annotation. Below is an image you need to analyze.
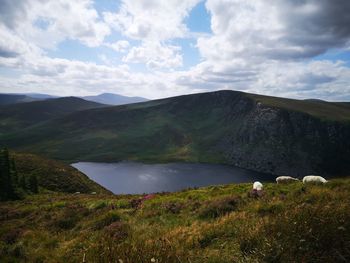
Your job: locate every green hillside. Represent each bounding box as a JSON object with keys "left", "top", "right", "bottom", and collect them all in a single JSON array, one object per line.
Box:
[
  {"left": 1, "top": 90, "right": 350, "bottom": 175},
  {"left": 12, "top": 152, "right": 111, "bottom": 194},
  {"left": 247, "top": 93, "right": 350, "bottom": 122},
  {"left": 0, "top": 97, "right": 105, "bottom": 134},
  {"left": 0, "top": 178, "right": 349, "bottom": 262},
  {"left": 0, "top": 91, "right": 249, "bottom": 162}
]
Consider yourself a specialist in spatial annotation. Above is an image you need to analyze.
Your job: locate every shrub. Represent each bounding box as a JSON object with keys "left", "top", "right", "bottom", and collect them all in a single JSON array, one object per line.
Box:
[
  {"left": 1, "top": 228, "right": 24, "bottom": 244},
  {"left": 2, "top": 241, "right": 26, "bottom": 259},
  {"left": 51, "top": 205, "right": 88, "bottom": 230},
  {"left": 130, "top": 198, "right": 142, "bottom": 209},
  {"left": 257, "top": 203, "right": 284, "bottom": 216},
  {"left": 93, "top": 211, "right": 121, "bottom": 230},
  {"left": 239, "top": 204, "right": 350, "bottom": 262},
  {"left": 88, "top": 200, "right": 108, "bottom": 210},
  {"left": 198, "top": 230, "right": 219, "bottom": 248},
  {"left": 104, "top": 221, "right": 130, "bottom": 242},
  {"left": 54, "top": 217, "right": 77, "bottom": 230},
  {"left": 198, "top": 196, "right": 240, "bottom": 219},
  {"left": 87, "top": 236, "right": 186, "bottom": 263},
  {"left": 162, "top": 201, "right": 184, "bottom": 214},
  {"left": 115, "top": 199, "right": 131, "bottom": 209}
]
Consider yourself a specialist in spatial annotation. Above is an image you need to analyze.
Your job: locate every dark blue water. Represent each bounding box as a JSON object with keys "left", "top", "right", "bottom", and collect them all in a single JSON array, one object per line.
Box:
[{"left": 71, "top": 162, "right": 275, "bottom": 194}]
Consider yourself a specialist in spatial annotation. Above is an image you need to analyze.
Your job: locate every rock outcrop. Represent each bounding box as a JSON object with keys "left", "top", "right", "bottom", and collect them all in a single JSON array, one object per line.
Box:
[{"left": 220, "top": 100, "right": 350, "bottom": 176}]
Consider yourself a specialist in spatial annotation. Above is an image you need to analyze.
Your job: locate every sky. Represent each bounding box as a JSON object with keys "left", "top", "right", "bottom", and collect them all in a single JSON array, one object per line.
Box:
[{"left": 0, "top": 0, "right": 350, "bottom": 101}]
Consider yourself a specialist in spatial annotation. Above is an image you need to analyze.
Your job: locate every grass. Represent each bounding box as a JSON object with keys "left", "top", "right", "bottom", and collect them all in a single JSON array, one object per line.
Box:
[
  {"left": 248, "top": 93, "right": 350, "bottom": 122},
  {"left": 12, "top": 152, "right": 111, "bottom": 195},
  {"left": 1, "top": 177, "right": 350, "bottom": 262}
]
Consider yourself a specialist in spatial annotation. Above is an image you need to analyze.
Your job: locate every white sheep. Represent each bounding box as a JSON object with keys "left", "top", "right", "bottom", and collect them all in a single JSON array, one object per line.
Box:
[
  {"left": 276, "top": 176, "right": 299, "bottom": 184},
  {"left": 253, "top": 181, "right": 263, "bottom": 191},
  {"left": 302, "top": 175, "right": 327, "bottom": 184}
]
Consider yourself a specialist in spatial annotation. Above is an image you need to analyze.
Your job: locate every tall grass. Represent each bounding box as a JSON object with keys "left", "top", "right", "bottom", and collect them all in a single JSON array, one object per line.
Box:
[{"left": 1, "top": 179, "right": 350, "bottom": 262}]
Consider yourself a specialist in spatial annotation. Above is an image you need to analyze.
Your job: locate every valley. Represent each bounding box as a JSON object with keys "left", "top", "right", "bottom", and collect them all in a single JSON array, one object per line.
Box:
[
  {"left": 1, "top": 90, "right": 350, "bottom": 262},
  {"left": 1, "top": 90, "right": 350, "bottom": 176}
]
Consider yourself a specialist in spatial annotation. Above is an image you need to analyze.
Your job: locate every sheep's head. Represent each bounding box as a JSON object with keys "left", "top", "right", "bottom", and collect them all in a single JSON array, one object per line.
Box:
[{"left": 253, "top": 181, "right": 263, "bottom": 191}]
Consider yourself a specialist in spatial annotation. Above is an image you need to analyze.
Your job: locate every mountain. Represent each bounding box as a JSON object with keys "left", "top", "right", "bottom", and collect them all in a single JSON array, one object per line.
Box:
[
  {"left": 13, "top": 151, "right": 111, "bottom": 194},
  {"left": 0, "top": 97, "right": 106, "bottom": 134},
  {"left": 0, "top": 94, "right": 38, "bottom": 105},
  {"left": 82, "top": 93, "right": 148, "bottom": 105},
  {"left": 1, "top": 90, "right": 350, "bottom": 176},
  {"left": 18, "top": 93, "right": 59, "bottom": 99},
  {"left": 0, "top": 92, "right": 147, "bottom": 106},
  {"left": 0, "top": 93, "right": 59, "bottom": 106}
]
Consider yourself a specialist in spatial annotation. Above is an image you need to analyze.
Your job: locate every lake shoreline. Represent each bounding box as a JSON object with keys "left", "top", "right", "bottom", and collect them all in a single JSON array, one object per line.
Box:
[{"left": 71, "top": 161, "right": 276, "bottom": 194}]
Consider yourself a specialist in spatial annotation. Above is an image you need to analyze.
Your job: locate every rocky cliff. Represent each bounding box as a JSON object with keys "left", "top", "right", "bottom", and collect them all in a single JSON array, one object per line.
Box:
[{"left": 220, "top": 99, "right": 350, "bottom": 176}]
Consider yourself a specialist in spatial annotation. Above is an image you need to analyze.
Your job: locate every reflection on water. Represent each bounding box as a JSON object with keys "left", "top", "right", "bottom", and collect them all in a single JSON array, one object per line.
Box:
[{"left": 71, "top": 161, "right": 275, "bottom": 194}]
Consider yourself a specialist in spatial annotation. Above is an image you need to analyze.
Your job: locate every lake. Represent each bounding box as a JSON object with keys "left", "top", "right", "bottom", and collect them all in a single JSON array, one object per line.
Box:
[{"left": 71, "top": 162, "right": 275, "bottom": 194}]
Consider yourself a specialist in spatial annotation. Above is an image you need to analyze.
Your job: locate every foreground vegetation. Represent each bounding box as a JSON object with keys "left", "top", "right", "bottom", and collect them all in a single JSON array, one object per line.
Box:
[
  {"left": 0, "top": 149, "right": 39, "bottom": 201},
  {"left": 11, "top": 152, "right": 110, "bottom": 195},
  {"left": 1, "top": 151, "right": 111, "bottom": 201},
  {"left": 1, "top": 177, "right": 350, "bottom": 262}
]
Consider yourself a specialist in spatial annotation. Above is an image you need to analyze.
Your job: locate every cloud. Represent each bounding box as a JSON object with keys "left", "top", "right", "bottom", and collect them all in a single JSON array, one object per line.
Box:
[
  {"left": 123, "top": 41, "right": 183, "bottom": 69},
  {"left": 198, "top": 0, "right": 350, "bottom": 62},
  {"left": 0, "top": 47, "right": 195, "bottom": 99},
  {"left": 0, "top": 49, "right": 18, "bottom": 58},
  {"left": 0, "top": 0, "right": 110, "bottom": 49},
  {"left": 103, "top": 0, "right": 201, "bottom": 41},
  {"left": 0, "top": 0, "right": 350, "bottom": 101},
  {"left": 175, "top": 0, "right": 350, "bottom": 100},
  {"left": 0, "top": 0, "right": 29, "bottom": 29},
  {"left": 104, "top": 0, "right": 201, "bottom": 71},
  {"left": 105, "top": 40, "right": 130, "bottom": 53},
  {"left": 175, "top": 59, "right": 350, "bottom": 101}
]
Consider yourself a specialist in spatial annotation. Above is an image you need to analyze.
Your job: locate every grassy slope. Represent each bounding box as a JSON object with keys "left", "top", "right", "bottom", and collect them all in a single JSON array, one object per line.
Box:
[
  {"left": 0, "top": 178, "right": 349, "bottom": 262},
  {"left": 247, "top": 93, "right": 350, "bottom": 122},
  {"left": 13, "top": 152, "right": 111, "bottom": 194},
  {"left": 0, "top": 97, "right": 105, "bottom": 134},
  {"left": 1, "top": 91, "right": 244, "bottom": 163},
  {"left": 2, "top": 91, "right": 350, "bottom": 160}
]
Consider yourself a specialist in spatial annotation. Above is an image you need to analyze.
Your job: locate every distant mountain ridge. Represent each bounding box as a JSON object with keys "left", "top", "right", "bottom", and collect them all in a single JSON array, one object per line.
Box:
[
  {"left": 14, "top": 93, "right": 59, "bottom": 99},
  {"left": 0, "top": 93, "right": 59, "bottom": 105},
  {"left": 0, "top": 97, "right": 106, "bottom": 134},
  {"left": 82, "top": 93, "right": 148, "bottom": 105},
  {"left": 0, "top": 94, "right": 38, "bottom": 105},
  {"left": 1, "top": 90, "right": 350, "bottom": 176},
  {"left": 0, "top": 92, "right": 148, "bottom": 106}
]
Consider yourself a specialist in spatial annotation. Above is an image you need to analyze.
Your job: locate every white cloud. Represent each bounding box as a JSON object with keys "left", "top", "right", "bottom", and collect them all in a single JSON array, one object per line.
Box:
[
  {"left": 123, "top": 41, "right": 183, "bottom": 69},
  {"left": 104, "top": 0, "right": 200, "bottom": 71},
  {"left": 0, "top": 0, "right": 110, "bottom": 49},
  {"left": 0, "top": 47, "right": 193, "bottom": 98},
  {"left": 105, "top": 40, "right": 130, "bottom": 53},
  {"left": 103, "top": 0, "right": 201, "bottom": 41},
  {"left": 1, "top": 0, "right": 350, "bottom": 101},
  {"left": 176, "top": 0, "right": 350, "bottom": 100},
  {"left": 199, "top": 0, "right": 350, "bottom": 62}
]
